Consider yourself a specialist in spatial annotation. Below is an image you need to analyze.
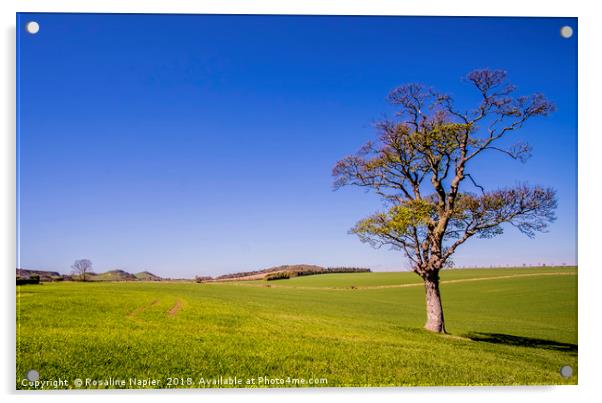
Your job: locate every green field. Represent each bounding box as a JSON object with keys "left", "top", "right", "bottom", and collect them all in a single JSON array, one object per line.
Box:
[{"left": 16, "top": 267, "right": 577, "bottom": 389}]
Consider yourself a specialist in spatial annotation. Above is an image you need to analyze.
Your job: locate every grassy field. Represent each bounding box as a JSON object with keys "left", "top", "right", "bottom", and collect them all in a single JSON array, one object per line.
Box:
[{"left": 16, "top": 266, "right": 577, "bottom": 389}]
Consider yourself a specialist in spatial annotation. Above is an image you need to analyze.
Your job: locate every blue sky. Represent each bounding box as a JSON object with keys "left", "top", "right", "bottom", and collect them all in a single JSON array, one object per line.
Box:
[{"left": 17, "top": 14, "right": 577, "bottom": 277}]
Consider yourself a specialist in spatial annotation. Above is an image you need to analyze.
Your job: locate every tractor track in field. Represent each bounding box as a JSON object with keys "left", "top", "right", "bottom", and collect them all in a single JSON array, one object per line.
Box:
[
  {"left": 167, "top": 299, "right": 183, "bottom": 316},
  {"left": 207, "top": 271, "right": 576, "bottom": 291},
  {"left": 127, "top": 299, "right": 160, "bottom": 317}
]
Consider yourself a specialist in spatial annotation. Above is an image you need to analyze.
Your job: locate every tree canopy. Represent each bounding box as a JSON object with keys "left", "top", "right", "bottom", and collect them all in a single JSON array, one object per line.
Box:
[{"left": 333, "top": 69, "right": 557, "bottom": 277}]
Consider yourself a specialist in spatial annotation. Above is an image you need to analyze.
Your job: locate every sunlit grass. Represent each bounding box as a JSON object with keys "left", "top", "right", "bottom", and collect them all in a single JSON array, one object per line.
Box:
[{"left": 16, "top": 266, "right": 577, "bottom": 389}]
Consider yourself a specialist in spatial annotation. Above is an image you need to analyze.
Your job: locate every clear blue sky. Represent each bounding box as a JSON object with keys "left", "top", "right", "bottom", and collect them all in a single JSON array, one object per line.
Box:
[{"left": 17, "top": 14, "right": 577, "bottom": 277}]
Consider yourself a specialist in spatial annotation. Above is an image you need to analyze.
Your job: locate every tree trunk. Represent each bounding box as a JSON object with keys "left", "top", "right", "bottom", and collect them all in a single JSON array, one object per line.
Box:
[{"left": 423, "top": 272, "right": 446, "bottom": 333}]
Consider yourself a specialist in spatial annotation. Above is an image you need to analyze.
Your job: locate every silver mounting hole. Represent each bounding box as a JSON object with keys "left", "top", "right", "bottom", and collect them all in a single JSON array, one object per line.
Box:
[
  {"left": 560, "top": 26, "right": 573, "bottom": 39},
  {"left": 560, "top": 365, "right": 573, "bottom": 378},
  {"left": 26, "top": 369, "right": 40, "bottom": 381},
  {"left": 26, "top": 21, "right": 40, "bottom": 35}
]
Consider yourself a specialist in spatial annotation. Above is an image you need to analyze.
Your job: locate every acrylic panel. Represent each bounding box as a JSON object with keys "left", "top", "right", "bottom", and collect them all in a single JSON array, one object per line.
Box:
[{"left": 16, "top": 13, "right": 578, "bottom": 389}]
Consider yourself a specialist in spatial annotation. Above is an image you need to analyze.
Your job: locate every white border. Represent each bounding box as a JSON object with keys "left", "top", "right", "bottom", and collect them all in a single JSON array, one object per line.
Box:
[{"left": 2, "top": 1, "right": 600, "bottom": 403}]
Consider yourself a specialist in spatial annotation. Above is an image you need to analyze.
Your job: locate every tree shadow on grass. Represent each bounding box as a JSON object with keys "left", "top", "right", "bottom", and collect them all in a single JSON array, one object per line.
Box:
[{"left": 466, "top": 332, "right": 577, "bottom": 354}]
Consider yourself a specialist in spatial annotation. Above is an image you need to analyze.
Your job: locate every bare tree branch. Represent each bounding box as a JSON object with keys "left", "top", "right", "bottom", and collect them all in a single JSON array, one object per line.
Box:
[{"left": 333, "top": 69, "right": 556, "bottom": 276}]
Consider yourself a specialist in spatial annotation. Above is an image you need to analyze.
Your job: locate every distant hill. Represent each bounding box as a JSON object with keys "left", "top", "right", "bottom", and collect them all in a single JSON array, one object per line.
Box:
[
  {"left": 211, "top": 264, "right": 371, "bottom": 282},
  {"left": 214, "top": 264, "right": 325, "bottom": 281},
  {"left": 16, "top": 268, "right": 61, "bottom": 282},
  {"left": 134, "top": 271, "right": 162, "bottom": 281},
  {"left": 17, "top": 268, "right": 163, "bottom": 282},
  {"left": 89, "top": 269, "right": 163, "bottom": 281},
  {"left": 89, "top": 270, "right": 138, "bottom": 281}
]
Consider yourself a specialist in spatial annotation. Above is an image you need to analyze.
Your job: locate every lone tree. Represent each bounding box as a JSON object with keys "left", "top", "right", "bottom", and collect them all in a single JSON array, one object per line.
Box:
[
  {"left": 71, "top": 259, "right": 93, "bottom": 281},
  {"left": 333, "top": 69, "right": 557, "bottom": 333}
]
